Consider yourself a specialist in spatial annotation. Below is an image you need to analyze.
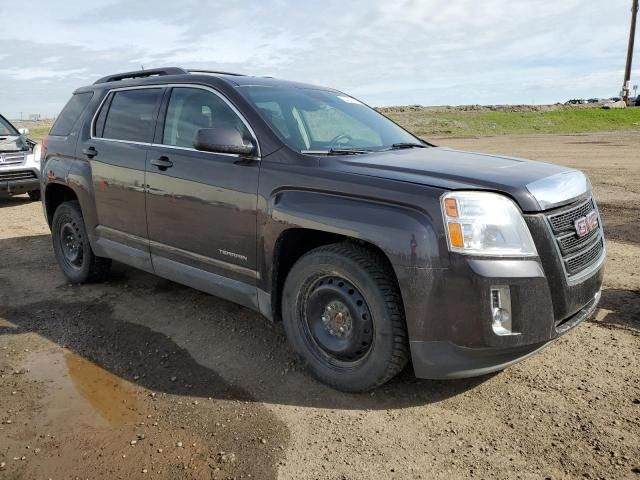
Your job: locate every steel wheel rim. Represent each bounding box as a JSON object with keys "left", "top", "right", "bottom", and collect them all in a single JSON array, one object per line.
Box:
[
  {"left": 302, "top": 275, "right": 374, "bottom": 364},
  {"left": 59, "top": 220, "right": 84, "bottom": 269}
]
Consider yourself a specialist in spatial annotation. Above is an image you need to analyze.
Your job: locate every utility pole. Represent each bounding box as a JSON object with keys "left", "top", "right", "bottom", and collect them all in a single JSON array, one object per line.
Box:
[{"left": 622, "top": 0, "right": 638, "bottom": 105}]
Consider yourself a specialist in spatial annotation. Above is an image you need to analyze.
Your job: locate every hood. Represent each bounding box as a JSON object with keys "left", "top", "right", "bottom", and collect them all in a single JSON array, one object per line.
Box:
[
  {"left": 0, "top": 135, "right": 31, "bottom": 153},
  {"left": 329, "top": 147, "right": 587, "bottom": 212}
]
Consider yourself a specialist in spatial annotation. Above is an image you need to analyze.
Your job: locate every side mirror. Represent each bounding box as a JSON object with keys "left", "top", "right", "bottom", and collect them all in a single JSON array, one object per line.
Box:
[
  {"left": 194, "top": 128, "right": 256, "bottom": 156},
  {"left": 18, "top": 128, "right": 29, "bottom": 136}
]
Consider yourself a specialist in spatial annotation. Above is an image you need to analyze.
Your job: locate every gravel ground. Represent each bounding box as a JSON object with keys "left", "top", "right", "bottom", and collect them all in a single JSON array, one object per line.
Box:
[{"left": 0, "top": 131, "right": 638, "bottom": 479}]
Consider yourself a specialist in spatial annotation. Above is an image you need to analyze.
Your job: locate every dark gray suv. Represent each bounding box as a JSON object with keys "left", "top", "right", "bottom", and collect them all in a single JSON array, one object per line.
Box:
[{"left": 41, "top": 68, "right": 605, "bottom": 391}]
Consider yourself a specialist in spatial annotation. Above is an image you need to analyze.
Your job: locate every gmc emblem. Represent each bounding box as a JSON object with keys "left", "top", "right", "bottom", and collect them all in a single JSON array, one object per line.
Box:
[{"left": 575, "top": 210, "right": 598, "bottom": 238}]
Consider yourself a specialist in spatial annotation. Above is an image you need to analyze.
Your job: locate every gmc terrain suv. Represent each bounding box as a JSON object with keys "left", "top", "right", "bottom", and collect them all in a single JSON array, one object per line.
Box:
[
  {"left": 41, "top": 68, "right": 605, "bottom": 392},
  {"left": 0, "top": 114, "right": 40, "bottom": 200}
]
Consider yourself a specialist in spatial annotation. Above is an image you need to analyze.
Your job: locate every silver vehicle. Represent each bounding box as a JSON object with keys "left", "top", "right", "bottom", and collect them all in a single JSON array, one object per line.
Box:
[{"left": 0, "top": 114, "right": 40, "bottom": 200}]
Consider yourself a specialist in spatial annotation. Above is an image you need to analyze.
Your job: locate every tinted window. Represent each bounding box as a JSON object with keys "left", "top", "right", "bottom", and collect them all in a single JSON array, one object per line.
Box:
[
  {"left": 50, "top": 92, "right": 93, "bottom": 136},
  {"left": 93, "top": 92, "right": 112, "bottom": 138},
  {"left": 101, "top": 88, "right": 162, "bottom": 142},
  {"left": 162, "top": 87, "right": 251, "bottom": 148}
]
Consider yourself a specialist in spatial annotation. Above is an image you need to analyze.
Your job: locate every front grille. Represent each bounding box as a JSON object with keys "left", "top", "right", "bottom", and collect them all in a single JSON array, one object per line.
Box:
[
  {"left": 548, "top": 198, "right": 596, "bottom": 233},
  {"left": 0, "top": 152, "right": 26, "bottom": 165},
  {"left": 546, "top": 197, "right": 604, "bottom": 279},
  {"left": 557, "top": 226, "right": 599, "bottom": 255},
  {"left": 0, "top": 170, "right": 37, "bottom": 181},
  {"left": 565, "top": 239, "right": 604, "bottom": 275}
]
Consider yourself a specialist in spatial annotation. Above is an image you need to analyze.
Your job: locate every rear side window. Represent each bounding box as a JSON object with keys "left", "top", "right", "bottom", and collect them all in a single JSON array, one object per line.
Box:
[
  {"left": 99, "top": 88, "right": 162, "bottom": 143},
  {"left": 50, "top": 92, "right": 93, "bottom": 136}
]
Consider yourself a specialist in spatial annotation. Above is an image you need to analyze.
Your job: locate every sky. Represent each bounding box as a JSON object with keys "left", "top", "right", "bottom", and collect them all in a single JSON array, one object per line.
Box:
[{"left": 0, "top": 0, "right": 638, "bottom": 119}]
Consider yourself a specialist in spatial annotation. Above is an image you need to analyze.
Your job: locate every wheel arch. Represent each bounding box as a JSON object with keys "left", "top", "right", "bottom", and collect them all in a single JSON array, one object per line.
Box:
[
  {"left": 263, "top": 190, "right": 442, "bottom": 323},
  {"left": 44, "top": 182, "right": 79, "bottom": 226},
  {"left": 44, "top": 158, "right": 99, "bottom": 248}
]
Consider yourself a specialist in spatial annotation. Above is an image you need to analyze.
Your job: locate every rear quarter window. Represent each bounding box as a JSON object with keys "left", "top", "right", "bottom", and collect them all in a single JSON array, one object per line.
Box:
[{"left": 49, "top": 92, "right": 94, "bottom": 136}]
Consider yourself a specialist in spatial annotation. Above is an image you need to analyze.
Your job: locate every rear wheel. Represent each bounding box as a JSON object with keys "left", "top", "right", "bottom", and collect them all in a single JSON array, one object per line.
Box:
[
  {"left": 28, "top": 190, "right": 41, "bottom": 201},
  {"left": 282, "top": 243, "right": 409, "bottom": 392},
  {"left": 51, "top": 201, "right": 111, "bottom": 283}
]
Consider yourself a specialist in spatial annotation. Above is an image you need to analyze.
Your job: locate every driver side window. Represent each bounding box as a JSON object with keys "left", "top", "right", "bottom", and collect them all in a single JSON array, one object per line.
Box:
[{"left": 163, "top": 87, "right": 251, "bottom": 149}]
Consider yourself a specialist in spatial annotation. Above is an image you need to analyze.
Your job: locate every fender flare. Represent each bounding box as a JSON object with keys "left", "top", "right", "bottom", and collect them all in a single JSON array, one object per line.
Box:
[
  {"left": 44, "top": 157, "right": 99, "bottom": 249},
  {"left": 266, "top": 189, "right": 442, "bottom": 270}
]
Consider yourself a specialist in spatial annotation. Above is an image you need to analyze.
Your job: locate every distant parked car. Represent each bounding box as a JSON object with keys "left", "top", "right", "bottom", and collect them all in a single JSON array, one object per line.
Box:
[
  {"left": 565, "top": 99, "right": 587, "bottom": 105},
  {"left": 587, "top": 98, "right": 600, "bottom": 103},
  {"left": 0, "top": 114, "right": 40, "bottom": 201}
]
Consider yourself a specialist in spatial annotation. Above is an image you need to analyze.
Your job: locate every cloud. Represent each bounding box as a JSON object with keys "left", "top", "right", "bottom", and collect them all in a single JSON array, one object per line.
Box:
[
  {"left": 2, "top": 67, "right": 89, "bottom": 81},
  {"left": 0, "top": 0, "right": 637, "bottom": 118}
]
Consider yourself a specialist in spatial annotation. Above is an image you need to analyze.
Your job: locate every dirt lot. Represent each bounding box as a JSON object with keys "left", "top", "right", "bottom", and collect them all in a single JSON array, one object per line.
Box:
[{"left": 1, "top": 131, "right": 638, "bottom": 480}]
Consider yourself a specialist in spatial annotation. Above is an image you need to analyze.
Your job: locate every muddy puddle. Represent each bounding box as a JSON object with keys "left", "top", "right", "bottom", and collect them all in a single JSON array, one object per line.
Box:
[{"left": 25, "top": 349, "right": 140, "bottom": 428}]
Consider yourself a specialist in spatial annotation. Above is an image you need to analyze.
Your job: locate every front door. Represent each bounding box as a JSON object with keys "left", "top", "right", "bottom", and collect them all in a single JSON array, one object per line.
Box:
[{"left": 145, "top": 86, "right": 260, "bottom": 306}]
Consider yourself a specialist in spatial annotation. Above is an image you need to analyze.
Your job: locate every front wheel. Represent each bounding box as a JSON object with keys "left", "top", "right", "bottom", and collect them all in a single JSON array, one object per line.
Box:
[
  {"left": 51, "top": 200, "right": 111, "bottom": 283},
  {"left": 282, "top": 243, "right": 409, "bottom": 392}
]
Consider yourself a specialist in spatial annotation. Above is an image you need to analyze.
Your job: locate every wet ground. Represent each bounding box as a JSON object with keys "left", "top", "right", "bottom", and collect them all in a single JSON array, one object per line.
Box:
[{"left": 0, "top": 131, "right": 639, "bottom": 479}]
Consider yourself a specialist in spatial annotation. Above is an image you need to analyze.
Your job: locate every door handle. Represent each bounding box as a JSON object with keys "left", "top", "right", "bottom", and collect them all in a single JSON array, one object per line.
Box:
[
  {"left": 150, "top": 156, "right": 173, "bottom": 171},
  {"left": 82, "top": 146, "right": 98, "bottom": 158}
]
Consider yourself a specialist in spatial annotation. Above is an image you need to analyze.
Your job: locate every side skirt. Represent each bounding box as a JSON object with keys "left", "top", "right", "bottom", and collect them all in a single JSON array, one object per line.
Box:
[{"left": 152, "top": 255, "right": 261, "bottom": 313}]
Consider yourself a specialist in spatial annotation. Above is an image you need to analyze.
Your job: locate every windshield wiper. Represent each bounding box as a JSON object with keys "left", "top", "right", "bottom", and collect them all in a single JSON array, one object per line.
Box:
[
  {"left": 329, "top": 148, "right": 372, "bottom": 155},
  {"left": 385, "top": 142, "right": 428, "bottom": 150},
  {"left": 303, "top": 148, "right": 371, "bottom": 156}
]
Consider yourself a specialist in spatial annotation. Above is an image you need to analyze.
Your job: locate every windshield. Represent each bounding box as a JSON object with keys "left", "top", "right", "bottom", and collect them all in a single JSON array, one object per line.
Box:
[
  {"left": 238, "top": 86, "right": 422, "bottom": 154},
  {"left": 0, "top": 115, "right": 19, "bottom": 137}
]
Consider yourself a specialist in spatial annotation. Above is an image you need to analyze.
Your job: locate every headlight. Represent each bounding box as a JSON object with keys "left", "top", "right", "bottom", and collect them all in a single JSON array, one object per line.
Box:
[
  {"left": 441, "top": 191, "right": 537, "bottom": 257},
  {"left": 31, "top": 144, "right": 42, "bottom": 164}
]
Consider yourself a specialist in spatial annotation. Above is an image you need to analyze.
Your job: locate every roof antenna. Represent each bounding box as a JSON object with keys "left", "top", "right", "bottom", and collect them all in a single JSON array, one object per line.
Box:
[{"left": 140, "top": 65, "right": 145, "bottom": 71}]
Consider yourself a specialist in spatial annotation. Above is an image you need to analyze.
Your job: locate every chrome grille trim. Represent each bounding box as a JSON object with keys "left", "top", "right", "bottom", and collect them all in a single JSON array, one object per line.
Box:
[{"left": 0, "top": 152, "right": 26, "bottom": 165}]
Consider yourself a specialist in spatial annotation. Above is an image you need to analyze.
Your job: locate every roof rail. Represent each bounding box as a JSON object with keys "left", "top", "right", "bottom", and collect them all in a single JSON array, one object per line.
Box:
[
  {"left": 187, "top": 69, "right": 246, "bottom": 77},
  {"left": 93, "top": 67, "right": 188, "bottom": 85}
]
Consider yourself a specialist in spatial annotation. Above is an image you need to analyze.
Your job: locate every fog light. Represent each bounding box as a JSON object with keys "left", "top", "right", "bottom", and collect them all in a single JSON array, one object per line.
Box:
[{"left": 490, "top": 286, "right": 518, "bottom": 336}]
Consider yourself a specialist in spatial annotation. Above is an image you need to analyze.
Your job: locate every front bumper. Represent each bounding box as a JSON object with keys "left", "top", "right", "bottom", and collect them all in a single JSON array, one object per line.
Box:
[
  {"left": 0, "top": 177, "right": 40, "bottom": 197},
  {"left": 0, "top": 162, "right": 40, "bottom": 198},
  {"left": 410, "top": 288, "right": 600, "bottom": 379},
  {"left": 395, "top": 249, "right": 604, "bottom": 380}
]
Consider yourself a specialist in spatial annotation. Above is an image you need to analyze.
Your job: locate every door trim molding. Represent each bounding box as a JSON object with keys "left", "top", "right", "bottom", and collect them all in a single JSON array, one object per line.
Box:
[
  {"left": 149, "top": 239, "right": 260, "bottom": 280},
  {"left": 95, "top": 225, "right": 259, "bottom": 280}
]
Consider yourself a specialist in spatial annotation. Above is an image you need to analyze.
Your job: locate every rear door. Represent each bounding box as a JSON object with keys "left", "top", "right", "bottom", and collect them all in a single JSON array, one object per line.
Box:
[
  {"left": 144, "top": 85, "right": 261, "bottom": 306},
  {"left": 79, "top": 86, "right": 164, "bottom": 271}
]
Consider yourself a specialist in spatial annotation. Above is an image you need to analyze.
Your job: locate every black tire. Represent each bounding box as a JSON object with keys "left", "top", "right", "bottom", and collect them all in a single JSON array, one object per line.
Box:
[
  {"left": 282, "top": 243, "right": 409, "bottom": 392},
  {"left": 28, "top": 190, "right": 41, "bottom": 201},
  {"left": 51, "top": 200, "right": 111, "bottom": 283}
]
